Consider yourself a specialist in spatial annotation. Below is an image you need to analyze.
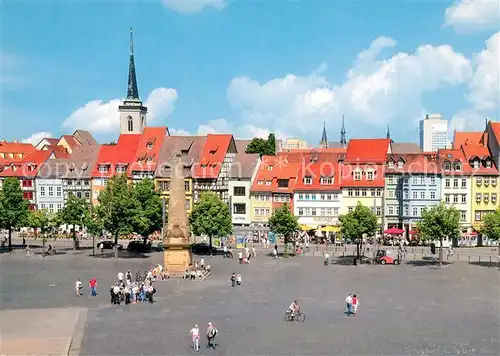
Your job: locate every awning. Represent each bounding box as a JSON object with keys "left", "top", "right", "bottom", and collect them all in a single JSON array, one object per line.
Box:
[
  {"left": 300, "top": 224, "right": 317, "bottom": 231},
  {"left": 318, "top": 226, "right": 340, "bottom": 232},
  {"left": 384, "top": 227, "right": 404, "bottom": 235}
]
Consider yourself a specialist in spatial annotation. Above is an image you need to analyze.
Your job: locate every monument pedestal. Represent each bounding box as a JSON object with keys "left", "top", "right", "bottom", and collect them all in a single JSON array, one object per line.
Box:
[{"left": 163, "top": 243, "right": 192, "bottom": 274}]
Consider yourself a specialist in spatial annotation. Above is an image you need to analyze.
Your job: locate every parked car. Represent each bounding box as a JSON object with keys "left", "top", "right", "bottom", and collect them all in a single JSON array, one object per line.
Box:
[
  {"left": 97, "top": 240, "right": 123, "bottom": 250},
  {"left": 127, "top": 240, "right": 152, "bottom": 253},
  {"left": 375, "top": 249, "right": 400, "bottom": 265},
  {"left": 191, "top": 242, "right": 219, "bottom": 255}
]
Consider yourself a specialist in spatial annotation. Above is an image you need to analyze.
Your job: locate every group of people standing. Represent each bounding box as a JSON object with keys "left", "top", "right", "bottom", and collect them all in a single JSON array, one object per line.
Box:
[
  {"left": 345, "top": 293, "right": 360, "bottom": 316},
  {"left": 190, "top": 322, "right": 218, "bottom": 351},
  {"left": 75, "top": 276, "right": 97, "bottom": 296},
  {"left": 110, "top": 270, "right": 157, "bottom": 305}
]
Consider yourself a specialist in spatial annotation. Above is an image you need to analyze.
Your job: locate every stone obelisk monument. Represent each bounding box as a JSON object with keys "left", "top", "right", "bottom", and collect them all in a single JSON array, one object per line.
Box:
[{"left": 163, "top": 153, "right": 192, "bottom": 273}]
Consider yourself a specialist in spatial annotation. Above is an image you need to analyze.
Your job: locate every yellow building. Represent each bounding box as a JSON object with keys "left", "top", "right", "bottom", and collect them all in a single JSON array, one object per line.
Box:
[
  {"left": 341, "top": 187, "right": 384, "bottom": 225},
  {"left": 250, "top": 192, "right": 272, "bottom": 225},
  {"left": 155, "top": 178, "right": 193, "bottom": 213},
  {"left": 471, "top": 175, "right": 499, "bottom": 230}
]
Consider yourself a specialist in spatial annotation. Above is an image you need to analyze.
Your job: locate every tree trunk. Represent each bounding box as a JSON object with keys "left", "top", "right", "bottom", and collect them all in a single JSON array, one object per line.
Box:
[
  {"left": 114, "top": 231, "right": 119, "bottom": 259},
  {"left": 8, "top": 227, "right": 12, "bottom": 251},
  {"left": 73, "top": 226, "right": 77, "bottom": 251},
  {"left": 209, "top": 235, "right": 213, "bottom": 249},
  {"left": 439, "top": 236, "right": 443, "bottom": 266},
  {"left": 42, "top": 238, "right": 46, "bottom": 257}
]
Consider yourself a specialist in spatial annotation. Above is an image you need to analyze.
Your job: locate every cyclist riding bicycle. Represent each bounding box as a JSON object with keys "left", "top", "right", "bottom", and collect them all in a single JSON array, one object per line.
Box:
[{"left": 288, "top": 300, "right": 300, "bottom": 318}]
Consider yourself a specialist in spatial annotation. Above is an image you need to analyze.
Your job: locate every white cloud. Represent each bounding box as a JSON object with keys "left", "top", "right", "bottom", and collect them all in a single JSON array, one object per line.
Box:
[
  {"left": 22, "top": 131, "right": 53, "bottom": 145},
  {"left": 62, "top": 87, "right": 178, "bottom": 133},
  {"left": 169, "top": 128, "right": 191, "bottom": 136},
  {"left": 162, "top": 0, "right": 226, "bottom": 13},
  {"left": 444, "top": 0, "right": 500, "bottom": 33},
  {"left": 227, "top": 36, "right": 472, "bottom": 139},
  {"left": 452, "top": 31, "right": 500, "bottom": 130},
  {"left": 196, "top": 118, "right": 286, "bottom": 139}
]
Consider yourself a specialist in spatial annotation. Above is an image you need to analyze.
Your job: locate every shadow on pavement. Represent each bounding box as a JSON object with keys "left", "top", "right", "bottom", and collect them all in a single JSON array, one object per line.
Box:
[
  {"left": 405, "top": 256, "right": 451, "bottom": 267},
  {"left": 330, "top": 255, "right": 372, "bottom": 266},
  {"left": 468, "top": 261, "right": 499, "bottom": 269},
  {"left": 91, "top": 251, "right": 151, "bottom": 259}
]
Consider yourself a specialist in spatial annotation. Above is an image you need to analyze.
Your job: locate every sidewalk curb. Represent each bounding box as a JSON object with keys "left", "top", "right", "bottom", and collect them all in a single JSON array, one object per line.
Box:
[{"left": 67, "top": 308, "right": 88, "bottom": 356}]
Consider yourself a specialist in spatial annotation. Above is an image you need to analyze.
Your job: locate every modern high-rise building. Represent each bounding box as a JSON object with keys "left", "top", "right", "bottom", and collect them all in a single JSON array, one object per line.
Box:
[{"left": 419, "top": 114, "right": 449, "bottom": 152}]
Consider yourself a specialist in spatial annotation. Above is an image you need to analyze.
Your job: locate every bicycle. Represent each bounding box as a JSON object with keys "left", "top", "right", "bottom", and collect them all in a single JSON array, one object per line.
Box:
[{"left": 284, "top": 310, "right": 305, "bottom": 322}]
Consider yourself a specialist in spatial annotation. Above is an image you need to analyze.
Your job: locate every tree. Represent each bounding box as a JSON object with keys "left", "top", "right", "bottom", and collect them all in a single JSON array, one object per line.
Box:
[
  {"left": 131, "top": 178, "right": 162, "bottom": 240},
  {"left": 0, "top": 177, "right": 30, "bottom": 250},
  {"left": 482, "top": 208, "right": 500, "bottom": 242},
  {"left": 417, "top": 202, "right": 460, "bottom": 266},
  {"left": 58, "top": 193, "right": 89, "bottom": 251},
  {"left": 27, "top": 209, "right": 51, "bottom": 253},
  {"left": 245, "top": 133, "right": 276, "bottom": 156},
  {"left": 96, "top": 175, "right": 139, "bottom": 257},
  {"left": 189, "top": 192, "right": 232, "bottom": 248},
  {"left": 339, "top": 202, "right": 378, "bottom": 260},
  {"left": 269, "top": 203, "right": 299, "bottom": 256}
]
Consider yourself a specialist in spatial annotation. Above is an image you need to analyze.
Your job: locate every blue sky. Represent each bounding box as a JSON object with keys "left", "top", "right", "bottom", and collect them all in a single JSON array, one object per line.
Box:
[{"left": 2, "top": 0, "right": 499, "bottom": 145}]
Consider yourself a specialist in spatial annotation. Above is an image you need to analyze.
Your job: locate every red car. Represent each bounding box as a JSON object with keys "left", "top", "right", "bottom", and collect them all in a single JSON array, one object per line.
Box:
[{"left": 375, "top": 250, "right": 400, "bottom": 265}]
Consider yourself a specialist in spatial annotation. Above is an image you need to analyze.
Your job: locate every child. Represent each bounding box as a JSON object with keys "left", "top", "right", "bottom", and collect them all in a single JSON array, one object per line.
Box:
[
  {"left": 236, "top": 274, "right": 242, "bottom": 286},
  {"left": 75, "top": 278, "right": 83, "bottom": 296},
  {"left": 352, "top": 294, "right": 359, "bottom": 315}
]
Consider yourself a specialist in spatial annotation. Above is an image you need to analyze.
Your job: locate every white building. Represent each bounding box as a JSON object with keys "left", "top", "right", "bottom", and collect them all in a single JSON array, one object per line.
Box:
[
  {"left": 294, "top": 191, "right": 342, "bottom": 227},
  {"left": 229, "top": 153, "right": 260, "bottom": 229},
  {"left": 441, "top": 175, "right": 471, "bottom": 229},
  {"left": 419, "top": 114, "right": 449, "bottom": 152},
  {"left": 35, "top": 167, "right": 65, "bottom": 214}
]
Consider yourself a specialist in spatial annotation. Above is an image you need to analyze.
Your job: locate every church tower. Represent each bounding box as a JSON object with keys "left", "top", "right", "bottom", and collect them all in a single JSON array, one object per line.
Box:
[
  {"left": 119, "top": 27, "right": 147, "bottom": 135},
  {"left": 320, "top": 122, "right": 328, "bottom": 148},
  {"left": 340, "top": 115, "right": 347, "bottom": 147}
]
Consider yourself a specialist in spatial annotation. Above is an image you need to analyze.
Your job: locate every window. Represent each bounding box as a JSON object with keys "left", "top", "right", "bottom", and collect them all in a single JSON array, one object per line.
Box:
[
  {"left": 445, "top": 179, "right": 450, "bottom": 188},
  {"left": 476, "top": 193, "right": 481, "bottom": 201},
  {"left": 475, "top": 211, "right": 481, "bottom": 221},
  {"left": 420, "top": 191, "right": 425, "bottom": 199},
  {"left": 484, "top": 178, "right": 490, "bottom": 186},
  {"left": 388, "top": 161, "right": 394, "bottom": 168},
  {"left": 304, "top": 194, "right": 310, "bottom": 200},
  {"left": 298, "top": 208, "right": 304, "bottom": 216},
  {"left": 320, "top": 194, "right": 325, "bottom": 200},
  {"left": 412, "top": 191, "right": 417, "bottom": 199},
  {"left": 397, "top": 160, "right": 404, "bottom": 168},
  {"left": 388, "top": 176, "right": 395, "bottom": 184},
  {"left": 56, "top": 203, "right": 62, "bottom": 211},
  {"left": 430, "top": 176, "right": 436, "bottom": 185},
  {"left": 303, "top": 176, "right": 313, "bottom": 185},
  {"left": 366, "top": 171, "right": 374, "bottom": 180},
  {"left": 76, "top": 180, "right": 81, "bottom": 186},
  {"left": 388, "top": 190, "right": 395, "bottom": 198},
  {"left": 443, "top": 161, "right": 451, "bottom": 171},
  {"left": 311, "top": 209, "right": 317, "bottom": 216},
  {"left": 404, "top": 205, "right": 409, "bottom": 216},
  {"left": 376, "top": 189, "right": 382, "bottom": 197},
  {"left": 40, "top": 186, "right": 46, "bottom": 197},
  {"left": 85, "top": 191, "right": 90, "bottom": 199},
  {"left": 267, "top": 165, "right": 273, "bottom": 170},
  {"left": 234, "top": 186, "right": 246, "bottom": 196},
  {"left": 460, "top": 211, "right": 466, "bottom": 222},
  {"left": 355, "top": 190, "right": 360, "bottom": 197},
  {"left": 49, "top": 204, "right": 54, "bottom": 213},
  {"left": 388, "top": 206, "right": 394, "bottom": 215},
  {"left": 370, "top": 189, "right": 376, "bottom": 196},
  {"left": 486, "top": 159, "right": 492, "bottom": 168},
  {"left": 67, "top": 180, "right": 73, "bottom": 186},
  {"left": 76, "top": 191, "right": 82, "bottom": 199},
  {"left": 461, "top": 179, "right": 467, "bottom": 188},
  {"left": 419, "top": 176, "right": 425, "bottom": 185},
  {"left": 348, "top": 206, "right": 354, "bottom": 212},
  {"left": 277, "top": 179, "right": 289, "bottom": 188},
  {"left": 311, "top": 194, "right": 316, "bottom": 200},
  {"left": 185, "top": 181, "right": 191, "bottom": 192},
  {"left": 361, "top": 189, "right": 367, "bottom": 196},
  {"left": 320, "top": 176, "right": 333, "bottom": 185},
  {"left": 412, "top": 207, "right": 418, "bottom": 216},
  {"left": 116, "top": 165, "right": 126, "bottom": 173},
  {"left": 353, "top": 170, "right": 361, "bottom": 181},
  {"left": 492, "top": 178, "right": 497, "bottom": 186},
  {"left": 265, "top": 208, "right": 270, "bottom": 216},
  {"left": 298, "top": 194, "right": 303, "bottom": 200},
  {"left": 492, "top": 193, "right": 497, "bottom": 202},
  {"left": 48, "top": 186, "right": 54, "bottom": 197},
  {"left": 257, "top": 180, "right": 263, "bottom": 185},
  {"left": 453, "top": 161, "right": 462, "bottom": 171},
  {"left": 472, "top": 159, "right": 480, "bottom": 169},
  {"left": 40, "top": 203, "right": 46, "bottom": 210},
  {"left": 93, "top": 190, "right": 99, "bottom": 199},
  {"left": 476, "top": 177, "right": 482, "bottom": 186},
  {"left": 127, "top": 116, "right": 133, "bottom": 132},
  {"left": 461, "top": 194, "right": 466, "bottom": 204},
  {"left": 348, "top": 189, "right": 353, "bottom": 197},
  {"left": 430, "top": 191, "right": 436, "bottom": 200},
  {"left": 483, "top": 193, "right": 489, "bottom": 202},
  {"left": 445, "top": 194, "right": 450, "bottom": 203},
  {"left": 332, "top": 193, "right": 338, "bottom": 200},
  {"left": 265, "top": 181, "right": 271, "bottom": 186},
  {"left": 453, "top": 195, "right": 458, "bottom": 204},
  {"left": 453, "top": 179, "right": 458, "bottom": 188},
  {"left": 84, "top": 180, "right": 90, "bottom": 186},
  {"left": 98, "top": 165, "right": 109, "bottom": 173},
  {"left": 395, "top": 205, "right": 400, "bottom": 215},
  {"left": 412, "top": 177, "right": 418, "bottom": 185},
  {"left": 56, "top": 186, "right": 62, "bottom": 197},
  {"left": 254, "top": 208, "right": 260, "bottom": 216},
  {"left": 376, "top": 207, "right": 381, "bottom": 216},
  {"left": 233, "top": 203, "right": 246, "bottom": 215},
  {"left": 404, "top": 190, "right": 409, "bottom": 199}
]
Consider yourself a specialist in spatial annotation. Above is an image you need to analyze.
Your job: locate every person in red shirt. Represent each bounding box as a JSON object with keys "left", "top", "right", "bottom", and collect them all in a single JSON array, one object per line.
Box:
[
  {"left": 89, "top": 277, "right": 97, "bottom": 296},
  {"left": 352, "top": 294, "right": 359, "bottom": 315}
]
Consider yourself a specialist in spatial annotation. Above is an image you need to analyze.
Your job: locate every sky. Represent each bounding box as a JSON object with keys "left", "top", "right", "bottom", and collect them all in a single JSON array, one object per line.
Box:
[{"left": 1, "top": 0, "right": 499, "bottom": 146}]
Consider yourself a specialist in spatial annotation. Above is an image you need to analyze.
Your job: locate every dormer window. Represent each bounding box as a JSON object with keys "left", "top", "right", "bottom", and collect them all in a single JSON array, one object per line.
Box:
[
  {"left": 146, "top": 157, "right": 153, "bottom": 163},
  {"left": 181, "top": 150, "right": 189, "bottom": 156},
  {"left": 472, "top": 159, "right": 480, "bottom": 169},
  {"left": 353, "top": 170, "right": 362, "bottom": 181},
  {"left": 304, "top": 176, "right": 312, "bottom": 185},
  {"left": 388, "top": 161, "right": 394, "bottom": 168},
  {"left": 320, "top": 176, "right": 333, "bottom": 185},
  {"left": 116, "top": 165, "right": 127, "bottom": 173},
  {"left": 26, "top": 164, "right": 34, "bottom": 172},
  {"left": 366, "top": 170, "right": 374, "bottom": 181},
  {"left": 201, "top": 163, "right": 208, "bottom": 168},
  {"left": 209, "top": 149, "right": 217, "bottom": 155},
  {"left": 257, "top": 180, "right": 263, "bottom": 185},
  {"left": 265, "top": 181, "right": 272, "bottom": 186},
  {"left": 310, "top": 154, "right": 318, "bottom": 163},
  {"left": 146, "top": 143, "right": 153, "bottom": 149},
  {"left": 443, "top": 160, "right": 451, "bottom": 171},
  {"left": 98, "top": 165, "right": 109, "bottom": 173},
  {"left": 485, "top": 159, "right": 492, "bottom": 168},
  {"left": 267, "top": 165, "right": 273, "bottom": 170},
  {"left": 81, "top": 163, "right": 88, "bottom": 172},
  {"left": 453, "top": 161, "right": 462, "bottom": 171},
  {"left": 397, "top": 159, "right": 404, "bottom": 168}
]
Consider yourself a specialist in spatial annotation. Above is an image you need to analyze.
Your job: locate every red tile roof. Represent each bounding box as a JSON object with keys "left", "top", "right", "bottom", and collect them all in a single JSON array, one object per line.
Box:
[
  {"left": 294, "top": 153, "right": 342, "bottom": 191},
  {"left": 92, "top": 134, "right": 142, "bottom": 178},
  {"left": 461, "top": 142, "right": 498, "bottom": 175},
  {"left": 491, "top": 122, "right": 500, "bottom": 144},
  {"left": 0, "top": 141, "right": 36, "bottom": 155},
  {"left": 60, "top": 135, "right": 80, "bottom": 149},
  {"left": 251, "top": 154, "right": 300, "bottom": 193},
  {"left": 0, "top": 149, "right": 53, "bottom": 178},
  {"left": 386, "top": 153, "right": 439, "bottom": 174},
  {"left": 437, "top": 149, "right": 472, "bottom": 176},
  {"left": 341, "top": 163, "right": 386, "bottom": 187},
  {"left": 127, "top": 127, "right": 167, "bottom": 175},
  {"left": 453, "top": 131, "right": 484, "bottom": 149},
  {"left": 45, "top": 145, "right": 70, "bottom": 159},
  {"left": 345, "top": 139, "right": 390, "bottom": 163},
  {"left": 44, "top": 138, "right": 59, "bottom": 146},
  {"left": 193, "top": 134, "right": 234, "bottom": 179}
]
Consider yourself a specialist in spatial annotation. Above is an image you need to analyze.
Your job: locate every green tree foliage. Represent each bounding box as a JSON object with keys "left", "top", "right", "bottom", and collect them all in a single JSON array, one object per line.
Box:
[
  {"left": 482, "top": 208, "right": 500, "bottom": 241},
  {"left": 269, "top": 203, "right": 299, "bottom": 256},
  {"left": 417, "top": 202, "right": 460, "bottom": 265},
  {"left": 245, "top": 133, "right": 276, "bottom": 156},
  {"left": 27, "top": 209, "right": 52, "bottom": 252},
  {"left": 96, "top": 175, "right": 138, "bottom": 257},
  {"left": 85, "top": 206, "right": 104, "bottom": 238},
  {"left": 0, "top": 177, "right": 30, "bottom": 250},
  {"left": 58, "top": 193, "right": 89, "bottom": 250},
  {"left": 339, "top": 202, "right": 378, "bottom": 259},
  {"left": 189, "top": 191, "right": 232, "bottom": 248},
  {"left": 131, "top": 178, "right": 163, "bottom": 240}
]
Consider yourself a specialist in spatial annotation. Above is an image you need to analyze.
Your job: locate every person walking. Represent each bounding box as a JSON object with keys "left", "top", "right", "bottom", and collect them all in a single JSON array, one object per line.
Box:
[
  {"left": 324, "top": 252, "right": 330, "bottom": 266},
  {"left": 75, "top": 278, "right": 83, "bottom": 296},
  {"left": 252, "top": 246, "right": 256, "bottom": 258},
  {"left": 25, "top": 245, "right": 32, "bottom": 259},
  {"left": 206, "top": 322, "right": 218, "bottom": 349},
  {"left": 190, "top": 324, "right": 200, "bottom": 351},
  {"left": 230, "top": 273, "right": 236, "bottom": 287},
  {"left": 345, "top": 293, "right": 353, "bottom": 316},
  {"left": 272, "top": 247, "right": 278, "bottom": 259},
  {"left": 89, "top": 277, "right": 97, "bottom": 296},
  {"left": 352, "top": 294, "right": 359, "bottom": 315}
]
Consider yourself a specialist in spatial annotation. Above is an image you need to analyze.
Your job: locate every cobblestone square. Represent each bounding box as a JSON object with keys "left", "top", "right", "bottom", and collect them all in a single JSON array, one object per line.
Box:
[{"left": 1, "top": 252, "right": 498, "bottom": 355}]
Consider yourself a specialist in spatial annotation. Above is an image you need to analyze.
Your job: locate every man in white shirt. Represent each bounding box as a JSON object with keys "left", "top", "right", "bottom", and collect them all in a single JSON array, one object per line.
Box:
[
  {"left": 345, "top": 294, "right": 353, "bottom": 316},
  {"left": 238, "top": 251, "right": 243, "bottom": 264},
  {"left": 117, "top": 272, "right": 124, "bottom": 283},
  {"left": 200, "top": 258, "right": 205, "bottom": 270},
  {"left": 324, "top": 252, "right": 330, "bottom": 266}
]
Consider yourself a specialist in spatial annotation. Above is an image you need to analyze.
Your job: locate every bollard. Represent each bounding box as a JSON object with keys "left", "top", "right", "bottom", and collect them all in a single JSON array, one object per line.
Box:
[
  {"left": 342, "top": 251, "right": 345, "bottom": 257},
  {"left": 490, "top": 256, "right": 492, "bottom": 263},
  {"left": 479, "top": 255, "right": 481, "bottom": 263},
  {"left": 457, "top": 254, "right": 459, "bottom": 261},
  {"left": 468, "top": 254, "right": 470, "bottom": 262}
]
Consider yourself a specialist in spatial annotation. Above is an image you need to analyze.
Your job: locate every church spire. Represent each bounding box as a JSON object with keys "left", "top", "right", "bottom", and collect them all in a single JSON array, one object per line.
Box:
[
  {"left": 340, "top": 114, "right": 347, "bottom": 147},
  {"left": 126, "top": 27, "right": 140, "bottom": 101},
  {"left": 386, "top": 125, "right": 391, "bottom": 139},
  {"left": 320, "top": 122, "right": 328, "bottom": 148}
]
